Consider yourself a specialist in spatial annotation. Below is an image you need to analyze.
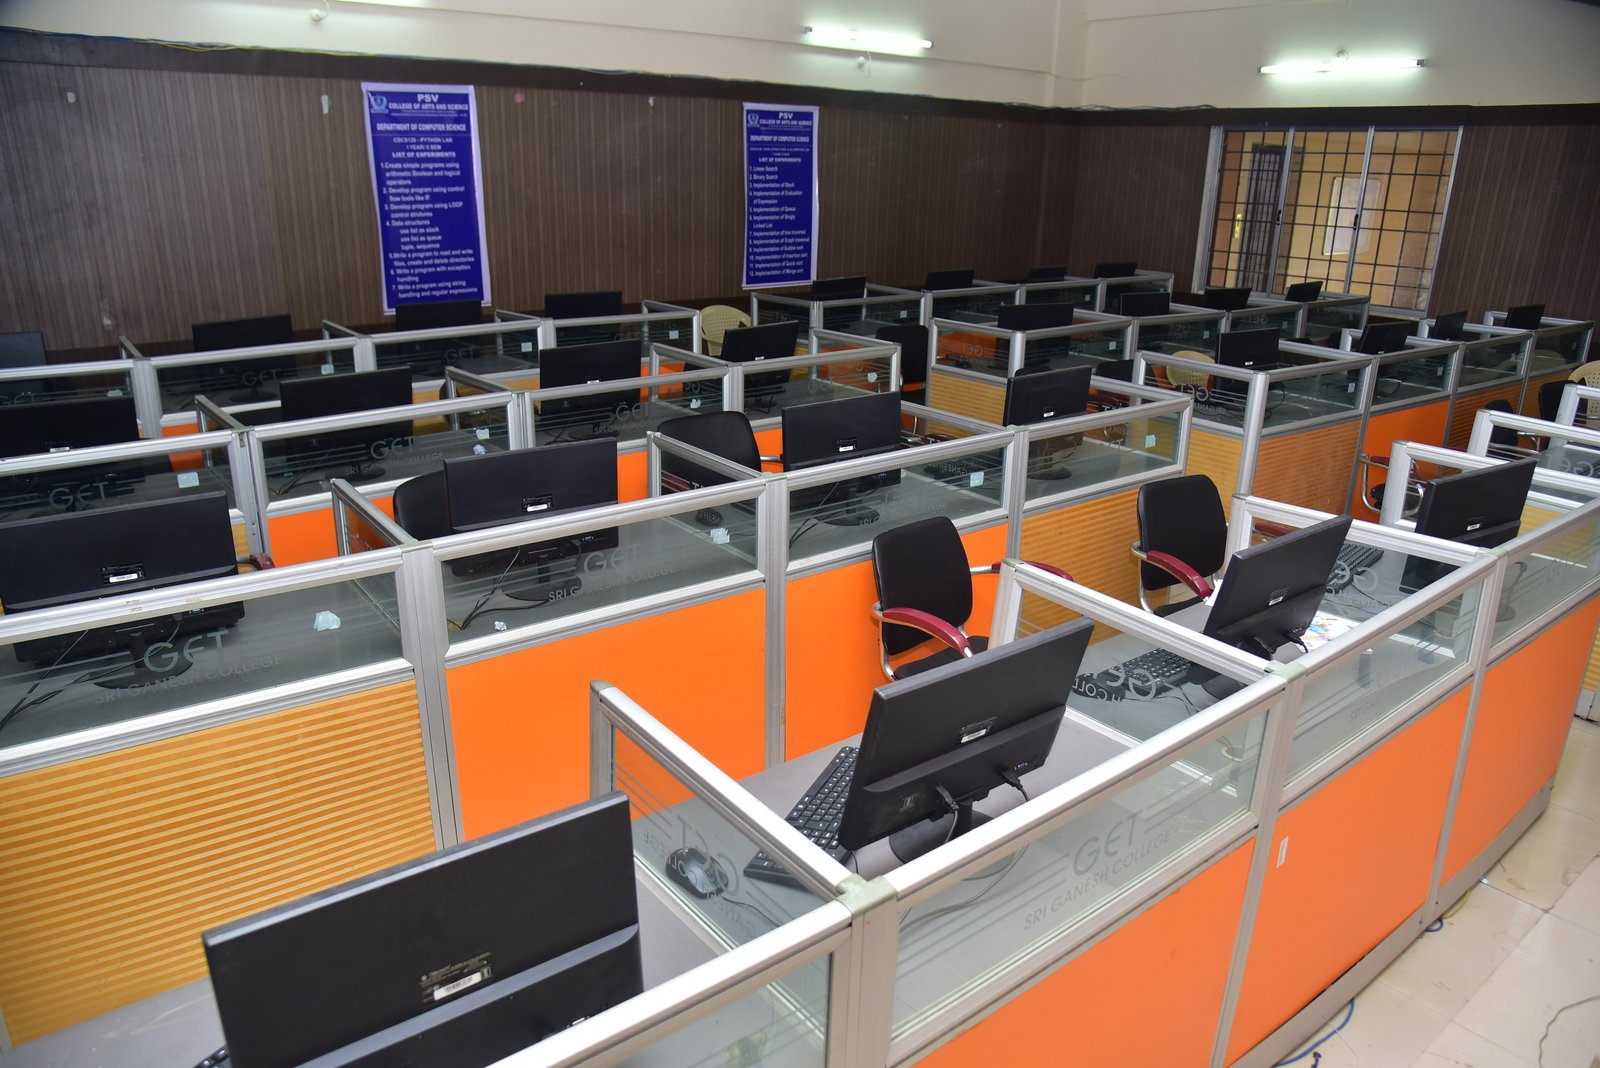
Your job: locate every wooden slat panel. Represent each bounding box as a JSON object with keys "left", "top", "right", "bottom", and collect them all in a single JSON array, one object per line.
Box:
[
  {"left": 927, "top": 372, "right": 1005, "bottom": 426},
  {"left": 1447, "top": 384, "right": 1524, "bottom": 451},
  {"left": 1251, "top": 422, "right": 1361, "bottom": 515},
  {"left": 1186, "top": 429, "right": 1245, "bottom": 515},
  {"left": 1020, "top": 487, "right": 1141, "bottom": 637},
  {"left": 0, "top": 682, "right": 434, "bottom": 1043}
]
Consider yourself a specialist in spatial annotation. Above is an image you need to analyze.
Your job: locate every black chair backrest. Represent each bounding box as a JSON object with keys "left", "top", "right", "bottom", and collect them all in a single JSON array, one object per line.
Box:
[
  {"left": 391, "top": 470, "right": 451, "bottom": 541},
  {"left": 871, "top": 516, "right": 974, "bottom": 657},
  {"left": 1538, "top": 380, "right": 1572, "bottom": 424},
  {"left": 1136, "top": 474, "right": 1227, "bottom": 593},
  {"left": 1482, "top": 399, "right": 1520, "bottom": 448},
  {"left": 876, "top": 325, "right": 930, "bottom": 387},
  {"left": 655, "top": 411, "right": 762, "bottom": 472}
]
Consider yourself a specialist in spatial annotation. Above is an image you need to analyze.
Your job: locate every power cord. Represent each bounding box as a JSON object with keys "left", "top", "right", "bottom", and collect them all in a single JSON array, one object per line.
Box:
[
  {"left": 1272, "top": 998, "right": 1355, "bottom": 1066},
  {"left": 1537, "top": 994, "right": 1600, "bottom": 1067}
]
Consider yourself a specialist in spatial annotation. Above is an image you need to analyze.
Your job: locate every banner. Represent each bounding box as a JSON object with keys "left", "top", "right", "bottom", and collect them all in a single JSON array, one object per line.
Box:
[
  {"left": 362, "top": 82, "right": 491, "bottom": 313},
  {"left": 743, "top": 103, "right": 819, "bottom": 290}
]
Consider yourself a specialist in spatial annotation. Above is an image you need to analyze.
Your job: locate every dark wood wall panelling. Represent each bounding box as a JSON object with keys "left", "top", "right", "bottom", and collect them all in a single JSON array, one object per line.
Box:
[{"left": 1, "top": 31, "right": 1596, "bottom": 353}]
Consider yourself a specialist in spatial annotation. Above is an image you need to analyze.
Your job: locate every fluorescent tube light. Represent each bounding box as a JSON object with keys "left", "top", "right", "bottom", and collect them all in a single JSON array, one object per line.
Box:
[
  {"left": 803, "top": 26, "right": 932, "bottom": 53},
  {"left": 1260, "top": 55, "right": 1424, "bottom": 75}
]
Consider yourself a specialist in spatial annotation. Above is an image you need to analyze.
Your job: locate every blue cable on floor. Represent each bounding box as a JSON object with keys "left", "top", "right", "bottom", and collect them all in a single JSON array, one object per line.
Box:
[{"left": 1272, "top": 999, "right": 1356, "bottom": 1067}]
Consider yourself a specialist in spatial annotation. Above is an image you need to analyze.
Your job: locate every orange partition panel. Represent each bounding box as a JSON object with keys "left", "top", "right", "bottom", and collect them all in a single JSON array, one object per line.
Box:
[
  {"left": 783, "top": 524, "right": 1007, "bottom": 760},
  {"left": 1251, "top": 421, "right": 1361, "bottom": 515},
  {"left": 916, "top": 841, "right": 1254, "bottom": 1068},
  {"left": 618, "top": 449, "right": 648, "bottom": 502},
  {"left": 1446, "top": 384, "right": 1522, "bottom": 451},
  {"left": 1442, "top": 597, "right": 1600, "bottom": 883},
  {"left": 267, "top": 495, "right": 396, "bottom": 566},
  {"left": 1354, "top": 400, "right": 1451, "bottom": 520},
  {"left": 447, "top": 589, "right": 767, "bottom": 838},
  {"left": 1227, "top": 686, "right": 1471, "bottom": 1061}
]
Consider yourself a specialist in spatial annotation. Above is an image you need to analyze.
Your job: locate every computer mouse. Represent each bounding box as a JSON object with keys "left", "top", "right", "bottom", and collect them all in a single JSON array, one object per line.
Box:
[
  {"left": 694, "top": 507, "right": 724, "bottom": 528},
  {"left": 665, "top": 847, "right": 728, "bottom": 899}
]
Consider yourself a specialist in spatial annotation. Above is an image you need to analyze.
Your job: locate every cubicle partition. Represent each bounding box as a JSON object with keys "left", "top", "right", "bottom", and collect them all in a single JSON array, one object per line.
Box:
[
  {"left": 1130, "top": 304, "right": 1226, "bottom": 358},
  {"left": 1137, "top": 343, "right": 1372, "bottom": 516},
  {"left": 1227, "top": 299, "right": 1303, "bottom": 338},
  {"left": 751, "top": 284, "right": 924, "bottom": 335},
  {"left": 1350, "top": 336, "right": 1459, "bottom": 519},
  {"left": 1021, "top": 269, "right": 1173, "bottom": 313},
  {"left": 1297, "top": 292, "right": 1370, "bottom": 345},
  {"left": 925, "top": 313, "right": 1133, "bottom": 424},
  {"left": 1483, "top": 309, "right": 1595, "bottom": 418},
  {"left": 0, "top": 358, "right": 139, "bottom": 420}
]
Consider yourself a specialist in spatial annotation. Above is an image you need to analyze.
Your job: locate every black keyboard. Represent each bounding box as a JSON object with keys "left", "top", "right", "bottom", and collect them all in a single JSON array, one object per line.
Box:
[
  {"left": 1074, "top": 648, "right": 1193, "bottom": 700},
  {"left": 1115, "top": 648, "right": 1192, "bottom": 689},
  {"left": 744, "top": 746, "right": 858, "bottom": 888},
  {"left": 1328, "top": 544, "right": 1382, "bottom": 592}
]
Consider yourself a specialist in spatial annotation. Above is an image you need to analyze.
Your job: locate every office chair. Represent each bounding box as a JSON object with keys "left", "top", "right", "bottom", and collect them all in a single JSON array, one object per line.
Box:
[
  {"left": 875, "top": 324, "right": 930, "bottom": 405},
  {"left": 653, "top": 411, "right": 779, "bottom": 491},
  {"left": 699, "top": 305, "right": 752, "bottom": 357},
  {"left": 390, "top": 470, "right": 451, "bottom": 540},
  {"left": 869, "top": 515, "right": 1070, "bottom": 680},
  {"left": 1132, "top": 474, "right": 1227, "bottom": 616}
]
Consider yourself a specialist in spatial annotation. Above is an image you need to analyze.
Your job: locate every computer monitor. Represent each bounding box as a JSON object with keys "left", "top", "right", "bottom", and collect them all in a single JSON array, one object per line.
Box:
[
  {"left": 996, "top": 303, "right": 1074, "bottom": 332},
  {"left": 192, "top": 313, "right": 298, "bottom": 403},
  {"left": 810, "top": 275, "right": 867, "bottom": 301},
  {"left": 442, "top": 440, "right": 620, "bottom": 601},
  {"left": 394, "top": 299, "right": 483, "bottom": 333},
  {"left": 0, "top": 396, "right": 140, "bottom": 458},
  {"left": 1402, "top": 458, "right": 1538, "bottom": 596},
  {"left": 202, "top": 792, "right": 642, "bottom": 1068},
  {"left": 924, "top": 268, "right": 976, "bottom": 291},
  {"left": 1202, "top": 514, "right": 1352, "bottom": 659},
  {"left": 1027, "top": 266, "right": 1068, "bottom": 282},
  {"left": 536, "top": 339, "right": 642, "bottom": 438},
  {"left": 1430, "top": 311, "right": 1468, "bottom": 342},
  {"left": 0, "top": 330, "right": 46, "bottom": 368},
  {"left": 544, "top": 291, "right": 624, "bottom": 320},
  {"left": 1356, "top": 320, "right": 1415, "bottom": 355},
  {"left": 1216, "top": 327, "right": 1283, "bottom": 370},
  {"left": 1285, "top": 281, "right": 1323, "bottom": 302},
  {"left": 782, "top": 391, "right": 903, "bottom": 526},
  {"left": 1092, "top": 261, "right": 1137, "bottom": 278},
  {"left": 1119, "top": 291, "right": 1171, "bottom": 317},
  {"left": 0, "top": 493, "right": 243, "bottom": 694},
  {"left": 277, "top": 367, "right": 415, "bottom": 484},
  {"left": 1203, "top": 287, "right": 1253, "bottom": 311},
  {"left": 837, "top": 618, "right": 1092, "bottom": 861},
  {"left": 1003, "top": 366, "right": 1091, "bottom": 483},
  {"left": 1503, "top": 304, "right": 1545, "bottom": 330},
  {"left": 719, "top": 319, "right": 801, "bottom": 405}
]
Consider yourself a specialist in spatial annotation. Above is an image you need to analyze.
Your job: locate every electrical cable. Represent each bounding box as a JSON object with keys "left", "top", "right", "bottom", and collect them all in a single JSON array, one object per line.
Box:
[
  {"left": 1271, "top": 998, "right": 1355, "bottom": 1066},
  {"left": 1537, "top": 993, "right": 1600, "bottom": 1067}
]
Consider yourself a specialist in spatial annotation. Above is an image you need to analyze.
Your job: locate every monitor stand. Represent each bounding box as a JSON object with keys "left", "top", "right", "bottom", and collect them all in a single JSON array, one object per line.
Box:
[
  {"left": 1028, "top": 439, "right": 1077, "bottom": 482},
  {"left": 815, "top": 479, "right": 883, "bottom": 527},
  {"left": 502, "top": 561, "right": 583, "bottom": 603},
  {"left": 95, "top": 627, "right": 194, "bottom": 690},
  {"left": 890, "top": 800, "right": 989, "bottom": 864}
]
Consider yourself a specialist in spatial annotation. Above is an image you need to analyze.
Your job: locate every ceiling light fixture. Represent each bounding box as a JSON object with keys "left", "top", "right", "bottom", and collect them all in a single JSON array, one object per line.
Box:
[
  {"left": 803, "top": 26, "right": 932, "bottom": 53},
  {"left": 1260, "top": 51, "right": 1424, "bottom": 75}
]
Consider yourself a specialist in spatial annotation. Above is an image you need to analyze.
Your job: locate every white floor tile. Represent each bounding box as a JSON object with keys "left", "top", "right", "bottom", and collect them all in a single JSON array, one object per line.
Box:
[
  {"left": 1378, "top": 884, "right": 1545, "bottom": 1017},
  {"left": 1285, "top": 982, "right": 1450, "bottom": 1068},
  {"left": 1551, "top": 856, "right": 1600, "bottom": 937},
  {"left": 1452, "top": 914, "right": 1600, "bottom": 1065},
  {"left": 1553, "top": 719, "right": 1600, "bottom": 823},
  {"left": 1413, "top": 1022, "right": 1534, "bottom": 1067},
  {"left": 1484, "top": 805, "right": 1600, "bottom": 911}
]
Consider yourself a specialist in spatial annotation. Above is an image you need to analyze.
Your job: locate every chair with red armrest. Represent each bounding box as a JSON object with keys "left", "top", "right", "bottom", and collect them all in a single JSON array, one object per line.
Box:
[
  {"left": 1132, "top": 474, "right": 1227, "bottom": 617},
  {"left": 869, "top": 515, "right": 1071, "bottom": 680}
]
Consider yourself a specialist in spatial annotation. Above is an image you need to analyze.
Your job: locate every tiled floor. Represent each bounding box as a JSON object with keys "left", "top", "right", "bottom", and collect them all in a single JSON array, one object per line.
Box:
[{"left": 1276, "top": 716, "right": 1600, "bottom": 1068}]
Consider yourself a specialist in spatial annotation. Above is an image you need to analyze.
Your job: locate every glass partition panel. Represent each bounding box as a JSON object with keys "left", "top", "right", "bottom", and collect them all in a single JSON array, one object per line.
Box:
[
  {"left": 1021, "top": 280, "right": 1100, "bottom": 310},
  {"left": 1267, "top": 365, "right": 1367, "bottom": 428},
  {"left": 1141, "top": 356, "right": 1253, "bottom": 431},
  {"left": 0, "top": 568, "right": 404, "bottom": 749},
  {"left": 1370, "top": 346, "right": 1454, "bottom": 406},
  {"left": 933, "top": 325, "right": 1010, "bottom": 377},
  {"left": 1494, "top": 505, "right": 1600, "bottom": 650},
  {"left": 1102, "top": 274, "right": 1172, "bottom": 311},
  {"left": 262, "top": 401, "right": 513, "bottom": 502},
  {"left": 1022, "top": 323, "right": 1129, "bottom": 372},
  {"left": 1137, "top": 312, "right": 1225, "bottom": 358},
  {"left": 611, "top": 961, "right": 831, "bottom": 1068},
  {"left": 153, "top": 344, "right": 359, "bottom": 413},
  {"left": 1528, "top": 323, "right": 1592, "bottom": 377},
  {"left": 817, "top": 294, "right": 921, "bottom": 335},
  {"left": 371, "top": 323, "right": 542, "bottom": 381},
  {"left": 1230, "top": 302, "right": 1302, "bottom": 338},
  {"left": 889, "top": 697, "right": 1270, "bottom": 1035},
  {"left": 550, "top": 312, "right": 699, "bottom": 354},
  {"left": 1537, "top": 439, "right": 1600, "bottom": 480},
  {"left": 1457, "top": 334, "right": 1527, "bottom": 389},
  {"left": 1303, "top": 297, "right": 1369, "bottom": 345},
  {"left": 0, "top": 363, "right": 136, "bottom": 407},
  {"left": 929, "top": 288, "right": 1014, "bottom": 323},
  {"left": 0, "top": 437, "right": 239, "bottom": 524},
  {"left": 441, "top": 490, "right": 762, "bottom": 645},
  {"left": 741, "top": 349, "right": 898, "bottom": 421},
  {"left": 1022, "top": 405, "right": 1185, "bottom": 505},
  {"left": 1291, "top": 555, "right": 1483, "bottom": 781},
  {"left": 532, "top": 370, "right": 728, "bottom": 446}
]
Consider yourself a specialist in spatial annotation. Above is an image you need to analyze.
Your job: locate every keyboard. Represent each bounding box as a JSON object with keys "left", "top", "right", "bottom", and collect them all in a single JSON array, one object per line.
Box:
[
  {"left": 1328, "top": 544, "right": 1382, "bottom": 592},
  {"left": 744, "top": 746, "right": 858, "bottom": 888},
  {"left": 1115, "top": 648, "right": 1192, "bottom": 689},
  {"left": 1074, "top": 648, "right": 1193, "bottom": 700}
]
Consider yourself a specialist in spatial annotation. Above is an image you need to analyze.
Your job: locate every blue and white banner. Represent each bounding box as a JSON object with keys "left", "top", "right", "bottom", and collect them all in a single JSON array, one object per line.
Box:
[
  {"left": 362, "top": 82, "right": 491, "bottom": 314},
  {"left": 743, "top": 103, "right": 819, "bottom": 290}
]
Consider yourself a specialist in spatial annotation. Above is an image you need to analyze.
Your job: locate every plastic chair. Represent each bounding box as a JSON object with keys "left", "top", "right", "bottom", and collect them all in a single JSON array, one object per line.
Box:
[
  {"left": 1164, "top": 349, "right": 1216, "bottom": 391},
  {"left": 876, "top": 324, "right": 930, "bottom": 405},
  {"left": 653, "top": 411, "right": 779, "bottom": 493},
  {"left": 391, "top": 471, "right": 451, "bottom": 540},
  {"left": 1132, "top": 474, "right": 1227, "bottom": 616},
  {"left": 870, "top": 516, "right": 1070, "bottom": 680},
  {"left": 700, "top": 305, "right": 752, "bottom": 357}
]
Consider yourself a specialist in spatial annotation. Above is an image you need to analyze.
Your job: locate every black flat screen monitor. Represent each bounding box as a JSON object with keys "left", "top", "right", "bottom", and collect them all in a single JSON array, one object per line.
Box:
[
  {"left": 837, "top": 619, "right": 1092, "bottom": 861},
  {"left": 1285, "top": 281, "right": 1323, "bottom": 302},
  {"left": 1203, "top": 287, "right": 1253, "bottom": 311},
  {"left": 1414, "top": 458, "right": 1537, "bottom": 551},
  {"left": 1027, "top": 266, "right": 1068, "bottom": 282},
  {"left": 536, "top": 339, "right": 642, "bottom": 437},
  {"left": 1003, "top": 366, "right": 1092, "bottom": 425},
  {"left": 442, "top": 440, "right": 620, "bottom": 600},
  {"left": 0, "top": 396, "right": 140, "bottom": 458},
  {"left": 1430, "top": 311, "right": 1468, "bottom": 341},
  {"left": 810, "top": 276, "right": 867, "bottom": 301},
  {"left": 1217, "top": 327, "right": 1283, "bottom": 370},
  {"left": 719, "top": 319, "right": 801, "bottom": 404},
  {"left": 1504, "top": 304, "right": 1545, "bottom": 330},
  {"left": 0, "top": 493, "right": 244, "bottom": 691},
  {"left": 0, "top": 331, "right": 47, "bottom": 368},
  {"left": 924, "top": 268, "right": 976, "bottom": 291},
  {"left": 203, "top": 792, "right": 642, "bottom": 1068},
  {"left": 191, "top": 314, "right": 297, "bottom": 402},
  {"left": 1092, "top": 261, "right": 1137, "bottom": 278},
  {"left": 394, "top": 299, "right": 482, "bottom": 333},
  {"left": 1203, "top": 514, "right": 1352, "bottom": 659},
  {"left": 1356, "top": 321, "right": 1414, "bottom": 355},
  {"left": 277, "top": 367, "right": 415, "bottom": 482},
  {"left": 1119, "top": 291, "right": 1171, "bottom": 317},
  {"left": 783, "top": 391, "right": 903, "bottom": 526},
  {"left": 996, "top": 303, "right": 1074, "bottom": 331},
  {"left": 544, "top": 291, "right": 624, "bottom": 320}
]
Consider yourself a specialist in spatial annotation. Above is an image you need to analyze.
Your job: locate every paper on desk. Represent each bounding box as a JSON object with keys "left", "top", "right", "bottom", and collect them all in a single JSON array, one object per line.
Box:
[{"left": 1302, "top": 612, "right": 1359, "bottom": 649}]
